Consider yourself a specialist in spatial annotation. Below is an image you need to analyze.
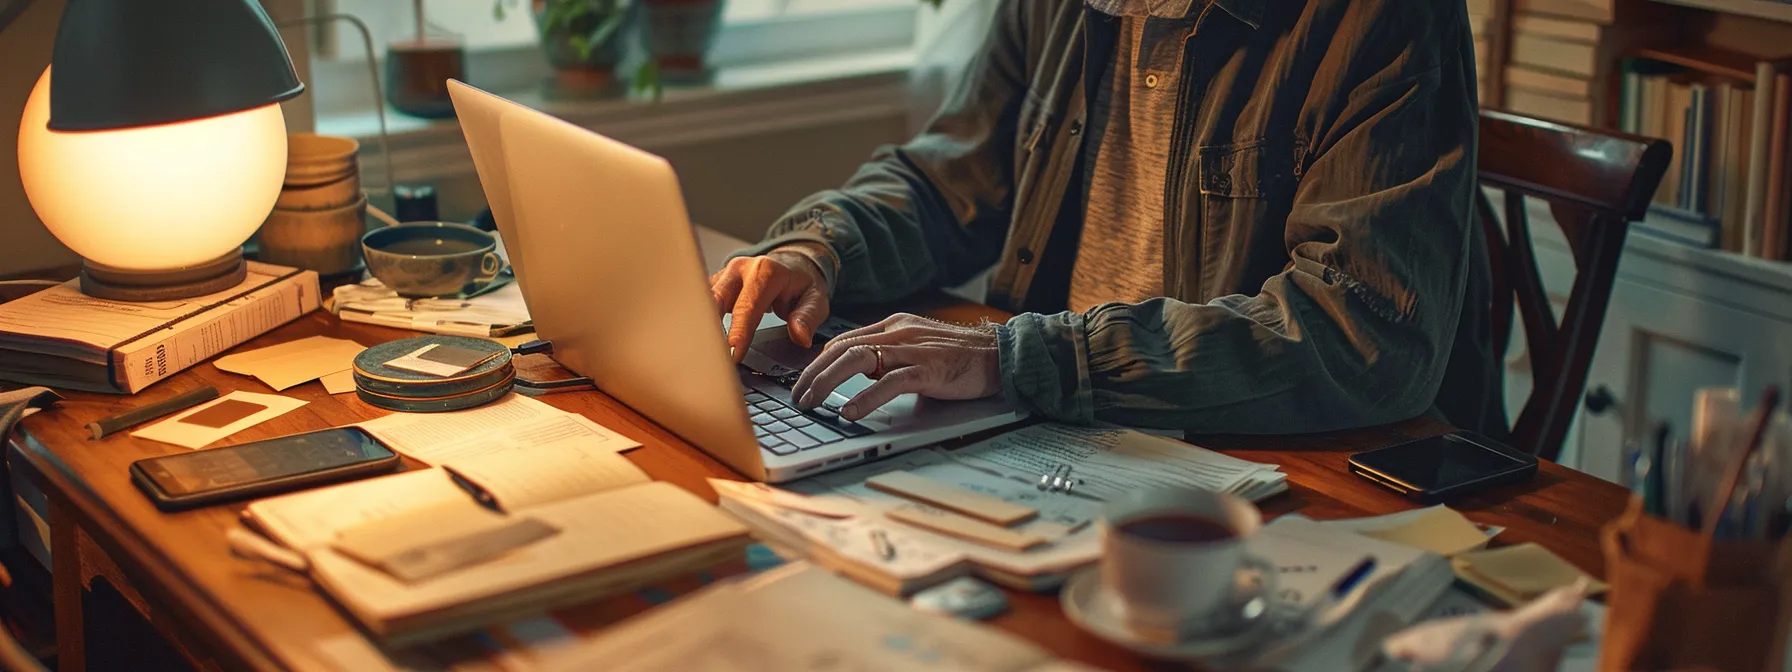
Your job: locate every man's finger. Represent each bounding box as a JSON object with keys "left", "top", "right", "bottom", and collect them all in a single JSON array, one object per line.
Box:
[
  {"left": 726, "top": 261, "right": 781, "bottom": 362},
  {"left": 797, "top": 343, "right": 919, "bottom": 410},
  {"left": 782, "top": 287, "right": 829, "bottom": 349},
  {"left": 842, "top": 366, "right": 927, "bottom": 421},
  {"left": 791, "top": 330, "right": 904, "bottom": 404},
  {"left": 710, "top": 268, "right": 745, "bottom": 316}
]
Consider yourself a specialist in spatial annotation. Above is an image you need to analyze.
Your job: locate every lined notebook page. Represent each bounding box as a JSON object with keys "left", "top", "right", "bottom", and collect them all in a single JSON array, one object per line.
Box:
[
  {"left": 246, "top": 469, "right": 469, "bottom": 551},
  {"left": 312, "top": 482, "right": 747, "bottom": 622},
  {"left": 444, "top": 447, "right": 650, "bottom": 511}
]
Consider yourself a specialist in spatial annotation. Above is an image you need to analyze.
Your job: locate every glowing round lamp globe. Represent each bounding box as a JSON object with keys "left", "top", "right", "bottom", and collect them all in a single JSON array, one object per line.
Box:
[{"left": 17, "top": 67, "right": 288, "bottom": 271}]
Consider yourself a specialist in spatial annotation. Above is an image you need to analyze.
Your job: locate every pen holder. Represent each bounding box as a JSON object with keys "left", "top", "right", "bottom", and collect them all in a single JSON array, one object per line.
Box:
[{"left": 1598, "top": 498, "right": 1792, "bottom": 672}]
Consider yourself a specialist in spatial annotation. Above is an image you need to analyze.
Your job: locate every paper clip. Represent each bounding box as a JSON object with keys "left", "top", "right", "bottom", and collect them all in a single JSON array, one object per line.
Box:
[{"left": 1037, "top": 464, "right": 1082, "bottom": 494}]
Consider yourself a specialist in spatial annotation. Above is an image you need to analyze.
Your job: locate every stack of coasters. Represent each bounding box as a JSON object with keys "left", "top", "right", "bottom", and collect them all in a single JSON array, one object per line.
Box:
[{"left": 352, "top": 336, "right": 515, "bottom": 413}]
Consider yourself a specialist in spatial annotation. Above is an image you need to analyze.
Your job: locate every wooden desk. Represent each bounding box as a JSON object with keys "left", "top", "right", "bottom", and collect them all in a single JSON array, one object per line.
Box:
[{"left": 7, "top": 299, "right": 1631, "bottom": 671}]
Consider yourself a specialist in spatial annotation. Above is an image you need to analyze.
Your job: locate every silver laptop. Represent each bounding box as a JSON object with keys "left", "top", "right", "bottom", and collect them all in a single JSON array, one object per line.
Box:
[{"left": 446, "top": 81, "right": 1021, "bottom": 482}]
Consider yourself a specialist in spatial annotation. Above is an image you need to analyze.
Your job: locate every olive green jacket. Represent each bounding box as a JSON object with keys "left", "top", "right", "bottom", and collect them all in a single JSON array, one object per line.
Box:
[{"left": 737, "top": 0, "right": 1505, "bottom": 436}]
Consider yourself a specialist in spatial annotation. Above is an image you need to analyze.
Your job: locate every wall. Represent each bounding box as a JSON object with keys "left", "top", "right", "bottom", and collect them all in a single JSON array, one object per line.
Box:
[{"left": 0, "top": 0, "right": 78, "bottom": 277}]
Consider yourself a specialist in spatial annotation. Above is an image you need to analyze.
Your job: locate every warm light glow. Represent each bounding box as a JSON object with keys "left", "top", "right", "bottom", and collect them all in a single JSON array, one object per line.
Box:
[{"left": 17, "top": 68, "right": 288, "bottom": 270}]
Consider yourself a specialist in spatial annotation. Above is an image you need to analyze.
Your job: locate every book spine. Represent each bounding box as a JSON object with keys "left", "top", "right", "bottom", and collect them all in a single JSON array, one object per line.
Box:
[
  {"left": 1620, "top": 63, "right": 1641, "bottom": 134},
  {"left": 112, "top": 271, "right": 321, "bottom": 393},
  {"left": 1685, "top": 85, "right": 1708, "bottom": 213},
  {"left": 1744, "top": 62, "right": 1775, "bottom": 258},
  {"left": 1708, "top": 83, "right": 1731, "bottom": 221},
  {"left": 1763, "top": 73, "right": 1791, "bottom": 261}
]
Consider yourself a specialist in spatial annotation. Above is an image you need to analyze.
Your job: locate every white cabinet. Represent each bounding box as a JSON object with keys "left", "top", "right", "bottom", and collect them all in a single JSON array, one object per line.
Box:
[{"left": 1519, "top": 197, "right": 1792, "bottom": 482}]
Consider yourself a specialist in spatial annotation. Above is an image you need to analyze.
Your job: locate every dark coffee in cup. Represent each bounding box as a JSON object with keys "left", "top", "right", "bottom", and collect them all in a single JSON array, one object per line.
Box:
[{"left": 1116, "top": 514, "right": 1235, "bottom": 543}]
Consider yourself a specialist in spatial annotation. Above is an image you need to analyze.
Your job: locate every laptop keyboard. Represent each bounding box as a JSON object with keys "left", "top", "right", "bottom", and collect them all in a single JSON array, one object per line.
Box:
[{"left": 743, "top": 389, "right": 875, "bottom": 456}]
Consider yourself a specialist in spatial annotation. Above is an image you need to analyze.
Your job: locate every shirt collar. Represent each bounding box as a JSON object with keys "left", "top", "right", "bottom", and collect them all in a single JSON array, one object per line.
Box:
[{"left": 1083, "top": 0, "right": 1261, "bottom": 28}]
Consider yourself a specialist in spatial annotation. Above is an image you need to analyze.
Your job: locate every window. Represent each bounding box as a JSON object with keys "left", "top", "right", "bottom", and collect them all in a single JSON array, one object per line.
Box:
[{"left": 306, "top": 0, "right": 920, "bottom": 117}]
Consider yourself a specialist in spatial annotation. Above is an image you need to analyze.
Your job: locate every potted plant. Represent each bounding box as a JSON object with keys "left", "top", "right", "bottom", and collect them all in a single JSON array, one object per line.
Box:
[
  {"left": 498, "top": 0, "right": 658, "bottom": 98},
  {"left": 388, "top": 0, "right": 468, "bottom": 117},
  {"left": 638, "top": 0, "right": 724, "bottom": 85}
]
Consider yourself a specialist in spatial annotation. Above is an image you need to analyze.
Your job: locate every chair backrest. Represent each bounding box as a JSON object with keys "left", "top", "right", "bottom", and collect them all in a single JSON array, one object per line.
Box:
[{"left": 1476, "top": 110, "right": 1671, "bottom": 461}]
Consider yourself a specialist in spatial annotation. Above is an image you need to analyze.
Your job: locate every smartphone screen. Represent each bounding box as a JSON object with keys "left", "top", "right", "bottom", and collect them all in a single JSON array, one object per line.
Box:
[
  {"left": 137, "top": 427, "right": 394, "bottom": 496},
  {"left": 1352, "top": 433, "right": 1534, "bottom": 493}
]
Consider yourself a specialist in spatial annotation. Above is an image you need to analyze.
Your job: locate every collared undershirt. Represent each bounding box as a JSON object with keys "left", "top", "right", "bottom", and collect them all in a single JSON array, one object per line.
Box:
[{"left": 1066, "top": 2, "right": 1200, "bottom": 314}]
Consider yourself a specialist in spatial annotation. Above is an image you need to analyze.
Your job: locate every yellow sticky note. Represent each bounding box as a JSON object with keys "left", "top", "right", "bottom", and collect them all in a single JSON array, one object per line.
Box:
[
  {"left": 1359, "top": 507, "right": 1491, "bottom": 556},
  {"left": 1452, "top": 542, "right": 1607, "bottom": 606}
]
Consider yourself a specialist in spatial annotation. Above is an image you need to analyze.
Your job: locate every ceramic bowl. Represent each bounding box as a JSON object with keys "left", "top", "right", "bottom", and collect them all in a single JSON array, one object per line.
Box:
[
  {"left": 286, "top": 133, "right": 360, "bottom": 187},
  {"left": 361, "top": 222, "right": 503, "bottom": 298},
  {"left": 258, "top": 195, "right": 367, "bottom": 276},
  {"left": 275, "top": 171, "right": 361, "bottom": 211}
]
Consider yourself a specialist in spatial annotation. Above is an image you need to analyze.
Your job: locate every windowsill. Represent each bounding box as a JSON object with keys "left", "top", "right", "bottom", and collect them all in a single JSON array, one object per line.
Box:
[{"left": 314, "top": 46, "right": 918, "bottom": 145}]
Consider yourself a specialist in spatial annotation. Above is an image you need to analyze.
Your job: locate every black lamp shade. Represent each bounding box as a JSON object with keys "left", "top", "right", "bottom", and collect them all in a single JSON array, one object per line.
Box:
[{"left": 47, "top": 0, "right": 305, "bottom": 131}]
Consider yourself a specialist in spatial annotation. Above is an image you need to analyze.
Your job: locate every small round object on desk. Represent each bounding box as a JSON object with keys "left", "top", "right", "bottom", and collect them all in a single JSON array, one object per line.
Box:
[{"left": 353, "top": 335, "right": 514, "bottom": 413}]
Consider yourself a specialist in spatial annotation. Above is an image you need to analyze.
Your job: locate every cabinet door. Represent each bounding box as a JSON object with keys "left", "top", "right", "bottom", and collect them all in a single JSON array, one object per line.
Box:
[{"left": 1579, "top": 277, "right": 1792, "bottom": 483}]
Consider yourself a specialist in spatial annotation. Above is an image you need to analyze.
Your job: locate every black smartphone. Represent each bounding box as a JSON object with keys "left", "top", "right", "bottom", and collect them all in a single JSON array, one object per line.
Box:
[
  {"left": 1348, "top": 431, "right": 1538, "bottom": 503},
  {"left": 130, "top": 427, "right": 400, "bottom": 511}
]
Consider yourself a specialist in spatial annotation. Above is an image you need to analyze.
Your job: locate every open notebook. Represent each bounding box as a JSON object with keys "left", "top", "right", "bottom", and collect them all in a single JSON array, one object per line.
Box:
[{"left": 244, "top": 446, "right": 750, "bottom": 646}]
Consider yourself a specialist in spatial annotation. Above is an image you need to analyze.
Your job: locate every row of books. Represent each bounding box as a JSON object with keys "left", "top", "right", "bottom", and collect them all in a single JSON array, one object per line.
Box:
[{"left": 1619, "top": 52, "right": 1792, "bottom": 259}]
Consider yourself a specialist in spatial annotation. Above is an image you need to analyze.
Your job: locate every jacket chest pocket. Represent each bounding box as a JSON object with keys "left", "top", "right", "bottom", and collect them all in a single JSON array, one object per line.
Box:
[
  {"left": 1191, "top": 140, "right": 1301, "bottom": 291},
  {"left": 1197, "top": 139, "right": 1299, "bottom": 200}
]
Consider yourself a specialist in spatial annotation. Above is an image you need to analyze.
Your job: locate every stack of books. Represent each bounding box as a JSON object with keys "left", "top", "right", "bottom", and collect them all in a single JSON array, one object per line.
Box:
[
  {"left": 0, "top": 262, "right": 320, "bottom": 393},
  {"left": 1469, "top": 0, "right": 1498, "bottom": 102},
  {"left": 1503, "top": 0, "right": 1630, "bottom": 126},
  {"left": 1620, "top": 46, "right": 1792, "bottom": 258}
]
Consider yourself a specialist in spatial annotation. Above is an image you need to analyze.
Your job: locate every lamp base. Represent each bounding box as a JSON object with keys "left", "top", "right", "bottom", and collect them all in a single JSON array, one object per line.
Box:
[{"left": 80, "top": 251, "right": 247, "bottom": 302}]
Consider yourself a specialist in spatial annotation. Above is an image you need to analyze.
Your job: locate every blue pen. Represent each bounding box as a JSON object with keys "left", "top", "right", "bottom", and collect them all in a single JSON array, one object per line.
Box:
[{"left": 1258, "top": 556, "right": 1379, "bottom": 662}]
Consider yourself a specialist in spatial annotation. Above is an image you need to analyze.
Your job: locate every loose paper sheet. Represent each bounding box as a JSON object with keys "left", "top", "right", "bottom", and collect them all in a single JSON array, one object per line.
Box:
[
  {"left": 131, "top": 391, "right": 307, "bottom": 449},
  {"left": 320, "top": 370, "right": 356, "bottom": 394},
  {"left": 215, "top": 336, "right": 364, "bottom": 391},
  {"left": 1353, "top": 506, "right": 1495, "bottom": 556},
  {"left": 359, "top": 394, "right": 635, "bottom": 464},
  {"left": 384, "top": 410, "right": 640, "bottom": 467}
]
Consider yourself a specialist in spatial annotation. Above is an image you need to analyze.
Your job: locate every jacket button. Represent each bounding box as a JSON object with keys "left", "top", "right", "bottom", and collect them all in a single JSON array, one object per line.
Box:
[
  {"left": 1017, "top": 247, "right": 1035, "bottom": 264},
  {"left": 1068, "top": 121, "right": 1082, "bottom": 137}
]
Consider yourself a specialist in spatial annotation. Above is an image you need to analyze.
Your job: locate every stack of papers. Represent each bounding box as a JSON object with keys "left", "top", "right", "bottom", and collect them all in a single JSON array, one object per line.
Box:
[
  {"left": 948, "top": 423, "right": 1289, "bottom": 501},
  {"left": 330, "top": 278, "right": 530, "bottom": 338},
  {"left": 713, "top": 423, "right": 1288, "bottom": 595}
]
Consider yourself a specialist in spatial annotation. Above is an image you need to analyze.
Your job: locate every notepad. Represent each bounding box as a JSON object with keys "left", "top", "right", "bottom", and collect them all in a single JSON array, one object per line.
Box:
[
  {"left": 247, "top": 460, "right": 747, "bottom": 645},
  {"left": 1451, "top": 543, "right": 1608, "bottom": 607}
]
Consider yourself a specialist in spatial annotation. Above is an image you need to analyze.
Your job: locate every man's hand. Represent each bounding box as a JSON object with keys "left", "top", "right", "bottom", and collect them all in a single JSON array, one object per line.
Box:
[
  {"left": 709, "top": 249, "right": 831, "bottom": 362},
  {"left": 791, "top": 314, "right": 1002, "bottom": 422}
]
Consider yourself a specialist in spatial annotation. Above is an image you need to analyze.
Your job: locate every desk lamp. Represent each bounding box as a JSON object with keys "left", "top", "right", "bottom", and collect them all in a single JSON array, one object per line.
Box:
[{"left": 16, "top": 0, "right": 304, "bottom": 301}]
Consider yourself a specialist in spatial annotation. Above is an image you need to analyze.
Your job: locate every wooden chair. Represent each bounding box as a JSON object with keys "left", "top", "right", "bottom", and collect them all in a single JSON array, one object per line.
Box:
[{"left": 1476, "top": 109, "right": 1671, "bottom": 462}]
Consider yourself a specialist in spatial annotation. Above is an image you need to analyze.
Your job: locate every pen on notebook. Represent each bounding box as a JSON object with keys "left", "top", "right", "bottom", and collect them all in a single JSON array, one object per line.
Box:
[{"left": 1258, "top": 556, "right": 1378, "bottom": 663}]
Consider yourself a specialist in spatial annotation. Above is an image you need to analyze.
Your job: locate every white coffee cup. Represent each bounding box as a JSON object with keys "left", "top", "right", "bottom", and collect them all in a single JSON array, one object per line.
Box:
[{"left": 1099, "top": 488, "right": 1263, "bottom": 643}]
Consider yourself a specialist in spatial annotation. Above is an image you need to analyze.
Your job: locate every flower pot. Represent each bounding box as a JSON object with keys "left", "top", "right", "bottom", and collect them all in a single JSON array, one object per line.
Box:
[
  {"left": 641, "top": 0, "right": 725, "bottom": 84},
  {"left": 533, "top": 0, "right": 640, "bottom": 99},
  {"left": 385, "top": 39, "right": 466, "bottom": 118}
]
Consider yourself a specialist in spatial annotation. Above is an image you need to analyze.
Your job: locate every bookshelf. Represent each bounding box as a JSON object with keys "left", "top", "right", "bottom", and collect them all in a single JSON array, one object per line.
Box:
[
  {"left": 1648, "top": 0, "right": 1792, "bottom": 24},
  {"left": 1477, "top": 0, "right": 1792, "bottom": 482}
]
